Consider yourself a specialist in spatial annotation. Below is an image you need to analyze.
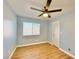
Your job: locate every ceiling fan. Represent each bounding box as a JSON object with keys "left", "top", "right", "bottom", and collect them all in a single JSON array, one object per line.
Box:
[{"left": 30, "top": 0, "right": 62, "bottom": 18}]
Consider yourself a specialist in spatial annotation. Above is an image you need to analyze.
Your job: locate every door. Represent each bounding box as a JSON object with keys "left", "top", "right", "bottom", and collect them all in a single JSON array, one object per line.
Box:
[{"left": 52, "top": 21, "right": 60, "bottom": 47}]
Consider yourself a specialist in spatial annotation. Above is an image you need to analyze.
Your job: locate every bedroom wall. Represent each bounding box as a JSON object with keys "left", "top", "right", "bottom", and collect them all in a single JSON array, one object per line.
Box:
[
  {"left": 3, "top": 0, "right": 17, "bottom": 59},
  {"left": 17, "top": 16, "right": 48, "bottom": 45},
  {"left": 60, "top": 12, "right": 75, "bottom": 55},
  {"left": 48, "top": 11, "right": 75, "bottom": 56}
]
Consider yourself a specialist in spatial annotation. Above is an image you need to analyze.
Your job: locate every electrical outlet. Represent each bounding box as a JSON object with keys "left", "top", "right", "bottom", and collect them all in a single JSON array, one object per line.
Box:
[{"left": 68, "top": 48, "right": 71, "bottom": 51}]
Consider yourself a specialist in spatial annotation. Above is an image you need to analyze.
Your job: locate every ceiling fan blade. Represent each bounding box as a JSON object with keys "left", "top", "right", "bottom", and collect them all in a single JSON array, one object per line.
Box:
[
  {"left": 48, "top": 9, "right": 62, "bottom": 13},
  {"left": 38, "top": 13, "right": 44, "bottom": 17},
  {"left": 30, "top": 7, "right": 43, "bottom": 12},
  {"left": 45, "top": 0, "right": 52, "bottom": 8}
]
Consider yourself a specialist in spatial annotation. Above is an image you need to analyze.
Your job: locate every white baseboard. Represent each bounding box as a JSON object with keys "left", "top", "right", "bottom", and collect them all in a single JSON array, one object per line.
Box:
[
  {"left": 48, "top": 41, "right": 54, "bottom": 45},
  {"left": 16, "top": 41, "right": 49, "bottom": 48},
  {"left": 9, "top": 41, "right": 75, "bottom": 59},
  {"left": 9, "top": 47, "right": 16, "bottom": 59},
  {"left": 48, "top": 42, "right": 75, "bottom": 58},
  {"left": 9, "top": 41, "right": 48, "bottom": 59},
  {"left": 59, "top": 48, "right": 75, "bottom": 58}
]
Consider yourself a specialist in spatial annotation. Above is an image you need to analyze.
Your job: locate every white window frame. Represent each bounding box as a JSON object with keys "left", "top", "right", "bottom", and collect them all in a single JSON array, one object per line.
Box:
[{"left": 23, "top": 22, "right": 40, "bottom": 36}]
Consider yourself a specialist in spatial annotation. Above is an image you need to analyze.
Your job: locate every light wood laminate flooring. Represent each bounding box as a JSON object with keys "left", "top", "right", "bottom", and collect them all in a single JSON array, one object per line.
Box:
[{"left": 11, "top": 43, "right": 74, "bottom": 59}]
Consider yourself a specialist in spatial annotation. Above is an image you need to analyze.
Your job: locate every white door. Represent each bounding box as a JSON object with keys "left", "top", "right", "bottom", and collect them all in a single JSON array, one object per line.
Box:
[{"left": 52, "top": 21, "right": 60, "bottom": 47}]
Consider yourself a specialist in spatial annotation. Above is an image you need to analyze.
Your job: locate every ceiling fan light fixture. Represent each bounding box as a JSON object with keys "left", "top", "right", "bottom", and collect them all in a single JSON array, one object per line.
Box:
[
  {"left": 31, "top": 0, "right": 62, "bottom": 18},
  {"left": 43, "top": 13, "right": 48, "bottom": 17}
]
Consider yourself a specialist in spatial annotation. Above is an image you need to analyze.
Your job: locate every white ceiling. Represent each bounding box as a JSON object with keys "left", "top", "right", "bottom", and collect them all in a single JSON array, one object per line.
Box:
[{"left": 6, "top": 0, "right": 75, "bottom": 20}]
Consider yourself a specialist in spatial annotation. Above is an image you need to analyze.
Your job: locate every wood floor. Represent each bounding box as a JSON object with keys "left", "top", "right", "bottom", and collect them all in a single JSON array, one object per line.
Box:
[{"left": 11, "top": 43, "right": 74, "bottom": 59}]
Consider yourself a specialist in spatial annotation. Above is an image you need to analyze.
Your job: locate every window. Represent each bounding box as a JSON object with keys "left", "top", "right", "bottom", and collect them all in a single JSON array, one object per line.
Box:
[
  {"left": 23, "top": 22, "right": 32, "bottom": 35},
  {"left": 32, "top": 23, "right": 40, "bottom": 35},
  {"left": 23, "top": 22, "right": 40, "bottom": 36}
]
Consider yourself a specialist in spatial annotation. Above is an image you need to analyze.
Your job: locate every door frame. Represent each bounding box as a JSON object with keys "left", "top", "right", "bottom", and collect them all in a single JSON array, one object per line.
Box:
[{"left": 52, "top": 21, "right": 60, "bottom": 47}]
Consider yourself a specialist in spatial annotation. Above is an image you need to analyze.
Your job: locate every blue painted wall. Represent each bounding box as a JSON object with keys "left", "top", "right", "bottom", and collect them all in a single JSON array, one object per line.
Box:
[
  {"left": 60, "top": 12, "right": 75, "bottom": 55},
  {"left": 3, "top": 1, "right": 17, "bottom": 59},
  {"left": 17, "top": 16, "right": 48, "bottom": 45},
  {"left": 48, "top": 12, "right": 75, "bottom": 55}
]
